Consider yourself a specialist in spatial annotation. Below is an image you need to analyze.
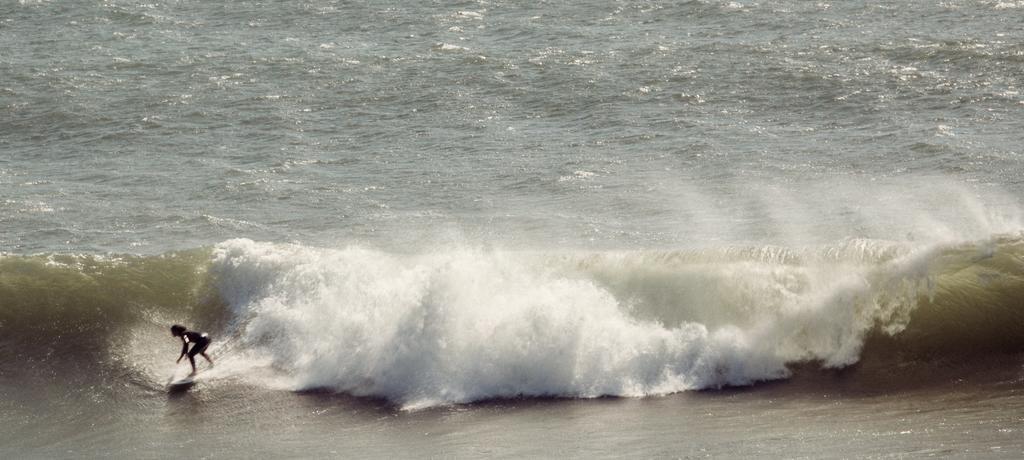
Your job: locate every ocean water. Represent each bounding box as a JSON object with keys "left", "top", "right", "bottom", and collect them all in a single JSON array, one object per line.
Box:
[{"left": 3, "top": 0, "right": 1024, "bottom": 457}]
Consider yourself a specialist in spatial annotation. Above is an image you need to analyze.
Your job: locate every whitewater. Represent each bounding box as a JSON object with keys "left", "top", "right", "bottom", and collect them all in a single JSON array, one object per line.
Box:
[
  {"left": 206, "top": 230, "right": 1018, "bottom": 409},
  {"left": 4, "top": 224, "right": 1023, "bottom": 410}
]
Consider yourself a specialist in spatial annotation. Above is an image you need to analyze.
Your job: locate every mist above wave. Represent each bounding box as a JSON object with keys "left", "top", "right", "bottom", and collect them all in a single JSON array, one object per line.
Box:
[{"left": 210, "top": 233, "right": 981, "bottom": 409}]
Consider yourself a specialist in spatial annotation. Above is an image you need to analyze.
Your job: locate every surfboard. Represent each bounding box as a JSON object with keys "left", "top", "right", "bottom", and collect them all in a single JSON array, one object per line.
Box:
[{"left": 167, "top": 375, "right": 197, "bottom": 392}]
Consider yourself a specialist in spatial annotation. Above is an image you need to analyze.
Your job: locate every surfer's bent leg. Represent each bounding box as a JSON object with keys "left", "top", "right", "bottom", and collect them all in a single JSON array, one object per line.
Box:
[{"left": 188, "top": 336, "right": 211, "bottom": 370}]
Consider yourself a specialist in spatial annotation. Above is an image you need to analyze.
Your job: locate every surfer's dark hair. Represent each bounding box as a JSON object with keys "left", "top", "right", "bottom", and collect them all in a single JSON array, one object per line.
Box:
[{"left": 170, "top": 324, "right": 186, "bottom": 336}]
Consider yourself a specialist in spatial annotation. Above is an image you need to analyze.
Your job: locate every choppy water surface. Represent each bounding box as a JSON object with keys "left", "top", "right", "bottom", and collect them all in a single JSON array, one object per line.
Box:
[{"left": 3, "top": 0, "right": 1023, "bottom": 252}]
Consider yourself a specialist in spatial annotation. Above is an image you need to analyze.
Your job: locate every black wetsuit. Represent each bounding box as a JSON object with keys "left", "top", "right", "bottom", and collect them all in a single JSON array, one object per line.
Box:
[{"left": 181, "top": 331, "right": 210, "bottom": 359}]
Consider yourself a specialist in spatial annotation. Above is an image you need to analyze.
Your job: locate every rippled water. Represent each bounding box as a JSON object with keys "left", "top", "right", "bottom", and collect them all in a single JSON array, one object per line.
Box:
[{"left": 3, "top": 0, "right": 1023, "bottom": 253}]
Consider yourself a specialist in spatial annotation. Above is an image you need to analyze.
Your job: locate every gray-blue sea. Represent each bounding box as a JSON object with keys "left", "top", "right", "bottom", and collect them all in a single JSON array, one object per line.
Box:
[{"left": 3, "top": 1, "right": 1024, "bottom": 458}]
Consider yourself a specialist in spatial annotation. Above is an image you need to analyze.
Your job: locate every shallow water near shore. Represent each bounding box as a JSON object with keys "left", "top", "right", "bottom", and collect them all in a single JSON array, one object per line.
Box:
[{"left": 5, "top": 362, "right": 1024, "bottom": 458}]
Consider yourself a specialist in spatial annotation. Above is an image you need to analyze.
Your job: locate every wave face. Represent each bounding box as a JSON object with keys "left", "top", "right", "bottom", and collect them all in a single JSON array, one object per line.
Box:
[
  {"left": 3, "top": 236, "right": 1022, "bottom": 408},
  {"left": 208, "top": 236, "right": 1024, "bottom": 409},
  {"left": 0, "top": 250, "right": 219, "bottom": 354}
]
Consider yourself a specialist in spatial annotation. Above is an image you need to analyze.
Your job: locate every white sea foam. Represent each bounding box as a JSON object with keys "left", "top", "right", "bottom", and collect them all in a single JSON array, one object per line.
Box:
[{"left": 210, "top": 237, "right": 941, "bottom": 409}]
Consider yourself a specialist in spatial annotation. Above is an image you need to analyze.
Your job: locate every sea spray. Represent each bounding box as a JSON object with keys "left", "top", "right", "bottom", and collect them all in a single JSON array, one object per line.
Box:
[
  {"left": 209, "top": 237, "right": 953, "bottom": 408},
  {"left": 1, "top": 236, "right": 1021, "bottom": 406}
]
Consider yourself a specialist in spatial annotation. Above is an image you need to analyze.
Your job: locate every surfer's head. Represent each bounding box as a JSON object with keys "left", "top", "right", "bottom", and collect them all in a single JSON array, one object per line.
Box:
[{"left": 170, "top": 324, "right": 187, "bottom": 337}]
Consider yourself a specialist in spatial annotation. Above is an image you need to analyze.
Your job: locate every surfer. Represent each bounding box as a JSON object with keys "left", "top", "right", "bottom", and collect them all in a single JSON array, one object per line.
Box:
[{"left": 171, "top": 324, "right": 213, "bottom": 375}]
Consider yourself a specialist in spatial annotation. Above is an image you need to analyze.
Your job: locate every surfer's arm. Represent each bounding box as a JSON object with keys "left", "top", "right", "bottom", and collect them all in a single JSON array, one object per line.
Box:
[{"left": 176, "top": 339, "right": 188, "bottom": 362}]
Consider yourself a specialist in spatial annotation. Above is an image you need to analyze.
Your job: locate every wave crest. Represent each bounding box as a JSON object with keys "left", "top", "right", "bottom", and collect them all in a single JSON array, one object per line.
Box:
[
  {"left": 4, "top": 236, "right": 1022, "bottom": 407},
  {"left": 210, "top": 236, "right": 1024, "bottom": 408}
]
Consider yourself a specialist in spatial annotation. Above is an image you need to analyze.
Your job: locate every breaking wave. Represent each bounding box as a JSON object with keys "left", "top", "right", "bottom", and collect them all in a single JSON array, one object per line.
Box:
[
  {"left": 210, "top": 235, "right": 1024, "bottom": 408},
  {"left": 2, "top": 235, "right": 1023, "bottom": 408}
]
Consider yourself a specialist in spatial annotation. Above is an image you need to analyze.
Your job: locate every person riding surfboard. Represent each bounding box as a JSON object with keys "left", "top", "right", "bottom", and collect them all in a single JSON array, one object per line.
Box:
[{"left": 170, "top": 324, "right": 213, "bottom": 375}]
